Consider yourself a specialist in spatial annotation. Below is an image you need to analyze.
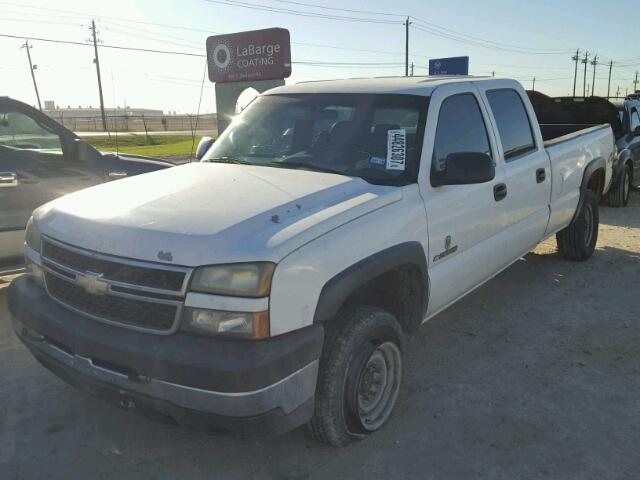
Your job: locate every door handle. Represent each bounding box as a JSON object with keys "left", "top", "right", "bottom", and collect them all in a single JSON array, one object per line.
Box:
[
  {"left": 108, "top": 170, "right": 128, "bottom": 180},
  {"left": 0, "top": 171, "right": 18, "bottom": 188},
  {"left": 536, "top": 168, "right": 546, "bottom": 184},
  {"left": 493, "top": 183, "right": 507, "bottom": 201}
]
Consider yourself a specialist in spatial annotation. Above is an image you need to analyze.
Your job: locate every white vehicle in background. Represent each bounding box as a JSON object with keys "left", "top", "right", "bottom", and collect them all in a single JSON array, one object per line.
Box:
[{"left": 9, "top": 76, "right": 615, "bottom": 447}]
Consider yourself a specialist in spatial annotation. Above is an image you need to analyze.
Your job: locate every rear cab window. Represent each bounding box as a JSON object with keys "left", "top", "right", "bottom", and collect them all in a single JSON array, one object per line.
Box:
[{"left": 486, "top": 89, "right": 537, "bottom": 161}]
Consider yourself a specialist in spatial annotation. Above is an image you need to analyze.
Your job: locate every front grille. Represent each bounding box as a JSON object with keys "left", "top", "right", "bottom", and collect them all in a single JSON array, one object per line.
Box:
[
  {"left": 42, "top": 240, "right": 185, "bottom": 292},
  {"left": 41, "top": 238, "right": 190, "bottom": 334},
  {"left": 45, "top": 273, "right": 178, "bottom": 332}
]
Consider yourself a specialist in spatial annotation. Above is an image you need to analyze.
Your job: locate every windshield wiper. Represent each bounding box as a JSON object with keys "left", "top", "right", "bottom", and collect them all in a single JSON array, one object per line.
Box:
[
  {"left": 205, "top": 156, "right": 252, "bottom": 165},
  {"left": 268, "top": 161, "right": 347, "bottom": 176}
]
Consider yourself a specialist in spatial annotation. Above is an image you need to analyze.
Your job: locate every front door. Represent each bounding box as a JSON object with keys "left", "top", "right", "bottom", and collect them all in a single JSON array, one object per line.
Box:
[
  {"left": 419, "top": 84, "right": 509, "bottom": 317},
  {"left": 0, "top": 100, "right": 103, "bottom": 263}
]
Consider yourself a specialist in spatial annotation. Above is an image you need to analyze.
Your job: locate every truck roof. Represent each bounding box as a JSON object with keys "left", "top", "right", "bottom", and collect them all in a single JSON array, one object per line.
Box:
[{"left": 265, "top": 75, "right": 502, "bottom": 96}]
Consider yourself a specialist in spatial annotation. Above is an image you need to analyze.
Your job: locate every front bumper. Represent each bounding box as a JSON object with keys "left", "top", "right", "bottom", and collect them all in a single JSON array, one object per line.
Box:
[{"left": 8, "top": 276, "right": 324, "bottom": 435}]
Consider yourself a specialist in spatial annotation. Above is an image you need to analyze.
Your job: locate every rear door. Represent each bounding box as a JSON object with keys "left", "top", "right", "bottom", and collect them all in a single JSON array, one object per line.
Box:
[
  {"left": 420, "top": 83, "right": 510, "bottom": 316},
  {"left": 0, "top": 99, "right": 103, "bottom": 262},
  {"left": 478, "top": 83, "right": 552, "bottom": 258}
]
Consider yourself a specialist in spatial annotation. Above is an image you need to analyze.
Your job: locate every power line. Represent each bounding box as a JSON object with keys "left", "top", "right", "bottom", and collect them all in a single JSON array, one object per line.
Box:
[
  {"left": 268, "top": 0, "right": 405, "bottom": 17},
  {"left": 203, "top": 0, "right": 402, "bottom": 24},
  {"left": 410, "top": 16, "right": 572, "bottom": 54}
]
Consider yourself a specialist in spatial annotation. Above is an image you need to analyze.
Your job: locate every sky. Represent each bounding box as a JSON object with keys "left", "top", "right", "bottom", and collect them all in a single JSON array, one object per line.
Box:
[{"left": 1, "top": 0, "right": 639, "bottom": 114}]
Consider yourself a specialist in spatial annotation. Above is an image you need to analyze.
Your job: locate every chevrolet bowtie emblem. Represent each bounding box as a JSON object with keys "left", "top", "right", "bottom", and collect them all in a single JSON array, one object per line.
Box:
[{"left": 76, "top": 271, "right": 109, "bottom": 296}]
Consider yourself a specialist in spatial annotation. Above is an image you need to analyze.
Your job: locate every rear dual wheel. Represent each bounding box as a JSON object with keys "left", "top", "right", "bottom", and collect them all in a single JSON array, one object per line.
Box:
[
  {"left": 556, "top": 189, "right": 599, "bottom": 261},
  {"left": 309, "top": 306, "right": 404, "bottom": 447}
]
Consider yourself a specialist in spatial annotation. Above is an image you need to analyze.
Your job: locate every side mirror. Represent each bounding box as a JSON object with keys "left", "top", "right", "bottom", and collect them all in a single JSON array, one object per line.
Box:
[
  {"left": 74, "top": 138, "right": 101, "bottom": 162},
  {"left": 431, "top": 152, "right": 495, "bottom": 187},
  {"left": 195, "top": 136, "right": 215, "bottom": 160}
]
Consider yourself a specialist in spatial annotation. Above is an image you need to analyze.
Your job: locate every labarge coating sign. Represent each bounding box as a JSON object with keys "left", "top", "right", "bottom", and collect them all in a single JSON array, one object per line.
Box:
[{"left": 206, "top": 28, "right": 292, "bottom": 83}]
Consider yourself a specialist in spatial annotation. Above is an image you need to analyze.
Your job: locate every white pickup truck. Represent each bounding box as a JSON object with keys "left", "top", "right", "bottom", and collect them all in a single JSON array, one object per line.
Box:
[{"left": 9, "top": 76, "right": 615, "bottom": 447}]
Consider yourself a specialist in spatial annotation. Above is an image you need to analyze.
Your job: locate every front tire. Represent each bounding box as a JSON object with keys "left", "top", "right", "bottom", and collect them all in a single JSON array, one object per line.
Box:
[
  {"left": 556, "top": 189, "right": 599, "bottom": 261},
  {"left": 309, "top": 306, "right": 404, "bottom": 447},
  {"left": 606, "top": 163, "right": 632, "bottom": 207}
]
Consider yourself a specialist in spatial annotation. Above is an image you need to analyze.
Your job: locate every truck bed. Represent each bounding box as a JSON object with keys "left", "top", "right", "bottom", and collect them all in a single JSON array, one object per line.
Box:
[{"left": 544, "top": 123, "right": 613, "bottom": 235}]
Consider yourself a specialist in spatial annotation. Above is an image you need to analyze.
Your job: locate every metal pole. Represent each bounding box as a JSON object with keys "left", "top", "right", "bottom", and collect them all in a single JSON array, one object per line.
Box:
[
  {"left": 590, "top": 54, "right": 597, "bottom": 96},
  {"left": 404, "top": 17, "right": 410, "bottom": 77},
  {"left": 582, "top": 52, "right": 589, "bottom": 97},
  {"left": 607, "top": 60, "right": 613, "bottom": 99},
  {"left": 634, "top": 71, "right": 639, "bottom": 93},
  {"left": 90, "top": 20, "right": 107, "bottom": 132},
  {"left": 21, "top": 40, "right": 42, "bottom": 111},
  {"left": 572, "top": 49, "right": 579, "bottom": 96},
  {"left": 410, "top": 62, "right": 414, "bottom": 76},
  {"left": 532, "top": 76, "right": 536, "bottom": 91}
]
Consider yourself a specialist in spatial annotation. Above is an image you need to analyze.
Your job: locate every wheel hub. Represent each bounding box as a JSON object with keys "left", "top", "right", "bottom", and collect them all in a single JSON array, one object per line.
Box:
[{"left": 354, "top": 341, "right": 402, "bottom": 431}]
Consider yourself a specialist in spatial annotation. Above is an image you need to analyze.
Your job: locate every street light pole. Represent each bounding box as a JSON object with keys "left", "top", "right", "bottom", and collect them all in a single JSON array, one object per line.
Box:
[
  {"left": 582, "top": 51, "right": 589, "bottom": 97},
  {"left": 404, "top": 17, "right": 410, "bottom": 77},
  {"left": 607, "top": 60, "right": 613, "bottom": 99},
  {"left": 89, "top": 20, "right": 107, "bottom": 132},
  {"left": 590, "top": 54, "right": 597, "bottom": 97},
  {"left": 21, "top": 40, "right": 42, "bottom": 111},
  {"left": 572, "top": 49, "right": 580, "bottom": 96}
]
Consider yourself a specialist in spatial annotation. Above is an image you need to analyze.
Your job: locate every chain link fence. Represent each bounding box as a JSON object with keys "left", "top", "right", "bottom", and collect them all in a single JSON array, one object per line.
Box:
[{"left": 44, "top": 112, "right": 217, "bottom": 134}]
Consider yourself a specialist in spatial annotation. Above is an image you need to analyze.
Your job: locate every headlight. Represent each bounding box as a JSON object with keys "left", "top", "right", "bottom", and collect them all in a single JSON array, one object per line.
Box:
[
  {"left": 24, "top": 257, "right": 45, "bottom": 287},
  {"left": 183, "top": 309, "right": 269, "bottom": 339},
  {"left": 190, "top": 263, "right": 275, "bottom": 297},
  {"left": 25, "top": 216, "right": 42, "bottom": 252}
]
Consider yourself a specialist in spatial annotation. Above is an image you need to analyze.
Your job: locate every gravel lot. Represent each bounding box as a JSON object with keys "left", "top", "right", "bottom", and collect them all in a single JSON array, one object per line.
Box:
[{"left": 1, "top": 192, "right": 639, "bottom": 480}]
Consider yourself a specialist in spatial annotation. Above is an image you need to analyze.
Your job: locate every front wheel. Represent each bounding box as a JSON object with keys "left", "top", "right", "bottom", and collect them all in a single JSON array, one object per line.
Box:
[
  {"left": 556, "top": 189, "right": 599, "bottom": 261},
  {"left": 309, "top": 306, "right": 404, "bottom": 447}
]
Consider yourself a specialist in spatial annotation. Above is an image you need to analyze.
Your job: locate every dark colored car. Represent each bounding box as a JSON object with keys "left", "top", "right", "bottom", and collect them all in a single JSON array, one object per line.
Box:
[
  {"left": 0, "top": 97, "right": 173, "bottom": 273},
  {"left": 612, "top": 97, "right": 640, "bottom": 204}
]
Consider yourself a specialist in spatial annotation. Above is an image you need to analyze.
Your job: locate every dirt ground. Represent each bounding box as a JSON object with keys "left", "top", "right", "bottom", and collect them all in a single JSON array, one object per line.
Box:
[{"left": 1, "top": 193, "right": 639, "bottom": 480}]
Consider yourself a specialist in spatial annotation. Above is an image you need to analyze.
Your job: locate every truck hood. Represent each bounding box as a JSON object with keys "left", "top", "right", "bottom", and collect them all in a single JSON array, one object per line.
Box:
[{"left": 34, "top": 162, "right": 401, "bottom": 266}]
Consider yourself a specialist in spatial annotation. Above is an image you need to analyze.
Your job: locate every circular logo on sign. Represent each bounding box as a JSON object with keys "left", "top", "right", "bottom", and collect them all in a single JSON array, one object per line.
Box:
[
  {"left": 212, "top": 44, "right": 231, "bottom": 69},
  {"left": 434, "top": 60, "right": 441, "bottom": 70}
]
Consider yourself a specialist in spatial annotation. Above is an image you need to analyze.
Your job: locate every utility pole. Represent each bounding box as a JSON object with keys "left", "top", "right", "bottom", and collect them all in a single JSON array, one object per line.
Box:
[
  {"left": 21, "top": 40, "right": 42, "bottom": 111},
  {"left": 491, "top": 71, "right": 495, "bottom": 78},
  {"left": 532, "top": 76, "right": 536, "bottom": 91},
  {"left": 89, "top": 20, "right": 107, "bottom": 132},
  {"left": 410, "top": 62, "right": 414, "bottom": 76},
  {"left": 590, "top": 54, "right": 597, "bottom": 97},
  {"left": 616, "top": 86, "right": 621, "bottom": 97},
  {"left": 582, "top": 51, "right": 589, "bottom": 97},
  {"left": 404, "top": 17, "right": 410, "bottom": 77},
  {"left": 606, "top": 60, "right": 613, "bottom": 99},
  {"left": 634, "top": 71, "right": 639, "bottom": 93},
  {"left": 572, "top": 49, "right": 580, "bottom": 96}
]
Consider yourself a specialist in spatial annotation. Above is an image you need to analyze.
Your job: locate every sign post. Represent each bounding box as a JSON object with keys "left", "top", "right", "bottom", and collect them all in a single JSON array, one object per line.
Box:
[
  {"left": 428, "top": 56, "right": 469, "bottom": 76},
  {"left": 207, "top": 28, "right": 292, "bottom": 134}
]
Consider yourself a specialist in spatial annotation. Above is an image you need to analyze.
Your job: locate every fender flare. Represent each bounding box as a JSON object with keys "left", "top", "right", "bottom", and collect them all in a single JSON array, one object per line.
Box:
[
  {"left": 572, "top": 157, "right": 606, "bottom": 223},
  {"left": 612, "top": 149, "right": 634, "bottom": 183},
  {"left": 313, "top": 242, "right": 429, "bottom": 325}
]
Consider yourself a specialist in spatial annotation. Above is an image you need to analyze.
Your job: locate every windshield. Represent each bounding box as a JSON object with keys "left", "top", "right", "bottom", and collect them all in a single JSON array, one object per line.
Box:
[{"left": 203, "top": 93, "right": 428, "bottom": 185}]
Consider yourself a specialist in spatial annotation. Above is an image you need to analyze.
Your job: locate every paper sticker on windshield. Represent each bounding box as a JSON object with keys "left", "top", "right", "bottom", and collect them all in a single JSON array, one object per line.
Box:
[
  {"left": 369, "top": 156, "right": 386, "bottom": 166},
  {"left": 386, "top": 129, "right": 406, "bottom": 171}
]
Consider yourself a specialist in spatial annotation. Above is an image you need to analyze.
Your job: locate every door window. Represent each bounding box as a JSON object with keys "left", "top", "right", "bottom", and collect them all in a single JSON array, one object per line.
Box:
[
  {"left": 0, "top": 110, "right": 63, "bottom": 160},
  {"left": 630, "top": 109, "right": 640, "bottom": 132},
  {"left": 486, "top": 89, "right": 536, "bottom": 161},
  {"left": 431, "top": 93, "right": 492, "bottom": 174}
]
